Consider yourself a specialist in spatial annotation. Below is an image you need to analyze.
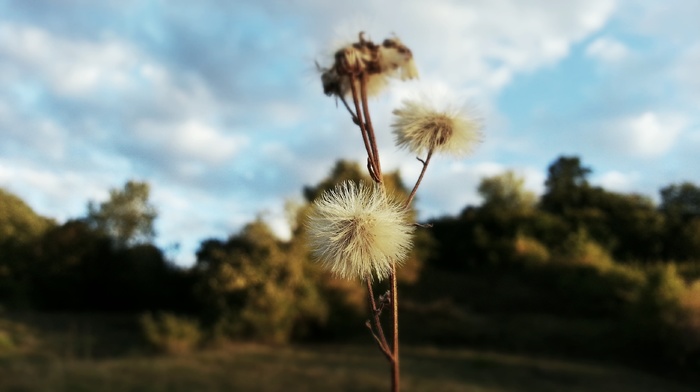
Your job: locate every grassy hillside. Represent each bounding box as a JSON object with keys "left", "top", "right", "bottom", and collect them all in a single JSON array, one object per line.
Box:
[{"left": 1, "top": 344, "right": 696, "bottom": 392}]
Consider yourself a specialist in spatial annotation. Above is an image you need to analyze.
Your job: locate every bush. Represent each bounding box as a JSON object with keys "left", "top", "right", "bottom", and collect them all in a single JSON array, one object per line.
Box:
[
  {"left": 513, "top": 235, "right": 550, "bottom": 265},
  {"left": 0, "top": 317, "right": 37, "bottom": 353},
  {"left": 556, "top": 229, "right": 614, "bottom": 270},
  {"left": 140, "top": 312, "right": 202, "bottom": 354},
  {"left": 622, "top": 265, "right": 697, "bottom": 365}
]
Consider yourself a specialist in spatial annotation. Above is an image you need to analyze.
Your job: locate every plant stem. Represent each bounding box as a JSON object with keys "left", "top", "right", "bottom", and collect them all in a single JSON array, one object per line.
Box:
[
  {"left": 359, "top": 73, "right": 382, "bottom": 182},
  {"left": 349, "top": 75, "right": 378, "bottom": 180},
  {"left": 406, "top": 149, "right": 434, "bottom": 207},
  {"left": 390, "top": 266, "right": 399, "bottom": 392}
]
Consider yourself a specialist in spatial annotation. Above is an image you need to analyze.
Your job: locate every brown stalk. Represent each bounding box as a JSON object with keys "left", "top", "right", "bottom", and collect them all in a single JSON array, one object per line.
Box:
[
  {"left": 405, "top": 149, "right": 434, "bottom": 208},
  {"left": 349, "top": 75, "right": 381, "bottom": 183},
  {"left": 389, "top": 267, "right": 399, "bottom": 392},
  {"left": 359, "top": 73, "right": 382, "bottom": 182}
]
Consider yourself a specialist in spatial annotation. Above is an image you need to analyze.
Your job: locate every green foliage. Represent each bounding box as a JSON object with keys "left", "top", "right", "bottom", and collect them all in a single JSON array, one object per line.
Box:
[
  {"left": 194, "top": 220, "right": 327, "bottom": 344},
  {"left": 554, "top": 229, "right": 614, "bottom": 270},
  {"left": 4, "top": 156, "right": 700, "bottom": 372},
  {"left": 624, "top": 265, "right": 693, "bottom": 363},
  {"left": 512, "top": 235, "right": 550, "bottom": 265},
  {"left": 86, "top": 180, "right": 157, "bottom": 247},
  {"left": 0, "top": 189, "right": 55, "bottom": 308},
  {"left": 140, "top": 312, "right": 202, "bottom": 354},
  {"left": 478, "top": 171, "right": 536, "bottom": 212},
  {"left": 660, "top": 182, "right": 700, "bottom": 219},
  {"left": 540, "top": 156, "right": 592, "bottom": 214},
  {"left": 0, "top": 188, "right": 54, "bottom": 242}
]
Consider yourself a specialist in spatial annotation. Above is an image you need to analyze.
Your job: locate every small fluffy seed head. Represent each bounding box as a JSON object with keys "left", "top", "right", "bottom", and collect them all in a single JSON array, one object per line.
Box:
[
  {"left": 392, "top": 98, "right": 483, "bottom": 157},
  {"left": 306, "top": 181, "right": 414, "bottom": 281}
]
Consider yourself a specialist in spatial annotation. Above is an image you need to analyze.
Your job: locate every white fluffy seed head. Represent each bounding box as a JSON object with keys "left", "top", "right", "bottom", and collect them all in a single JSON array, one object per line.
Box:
[
  {"left": 306, "top": 181, "right": 414, "bottom": 281},
  {"left": 392, "top": 98, "right": 483, "bottom": 157}
]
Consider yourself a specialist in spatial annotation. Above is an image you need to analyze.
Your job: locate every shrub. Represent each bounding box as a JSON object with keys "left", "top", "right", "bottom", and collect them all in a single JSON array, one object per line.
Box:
[
  {"left": 513, "top": 235, "right": 550, "bottom": 265},
  {"left": 0, "top": 317, "right": 37, "bottom": 353},
  {"left": 140, "top": 312, "right": 202, "bottom": 354},
  {"left": 623, "top": 265, "right": 694, "bottom": 365},
  {"left": 556, "top": 229, "right": 614, "bottom": 271}
]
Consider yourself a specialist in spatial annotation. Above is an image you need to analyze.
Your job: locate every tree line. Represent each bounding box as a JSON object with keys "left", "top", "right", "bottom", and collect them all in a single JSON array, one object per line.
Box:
[{"left": 1, "top": 156, "right": 699, "bottom": 367}]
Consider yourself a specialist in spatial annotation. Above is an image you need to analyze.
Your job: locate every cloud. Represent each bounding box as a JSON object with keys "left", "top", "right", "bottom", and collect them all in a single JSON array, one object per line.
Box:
[
  {"left": 610, "top": 112, "right": 687, "bottom": 157},
  {"left": 593, "top": 170, "right": 639, "bottom": 192},
  {"left": 7, "top": 0, "right": 700, "bottom": 268},
  {"left": 0, "top": 23, "right": 145, "bottom": 97},
  {"left": 586, "top": 37, "right": 629, "bottom": 63},
  {"left": 135, "top": 119, "right": 249, "bottom": 165},
  {"left": 0, "top": 160, "right": 113, "bottom": 220}
]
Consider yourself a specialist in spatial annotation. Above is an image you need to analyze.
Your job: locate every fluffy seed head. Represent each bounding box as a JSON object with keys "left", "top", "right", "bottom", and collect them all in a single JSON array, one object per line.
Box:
[
  {"left": 306, "top": 181, "right": 414, "bottom": 281},
  {"left": 392, "top": 98, "right": 483, "bottom": 157}
]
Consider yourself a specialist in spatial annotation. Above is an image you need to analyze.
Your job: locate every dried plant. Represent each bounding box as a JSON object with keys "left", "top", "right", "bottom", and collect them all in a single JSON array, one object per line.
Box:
[{"left": 309, "top": 31, "right": 482, "bottom": 392}]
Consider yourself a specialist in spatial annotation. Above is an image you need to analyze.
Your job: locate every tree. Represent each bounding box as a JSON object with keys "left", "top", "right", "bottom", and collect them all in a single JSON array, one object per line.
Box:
[
  {"left": 659, "top": 182, "right": 700, "bottom": 260},
  {"left": 86, "top": 180, "right": 157, "bottom": 247},
  {"left": 194, "top": 220, "right": 327, "bottom": 343},
  {"left": 540, "top": 156, "right": 592, "bottom": 214},
  {"left": 0, "top": 189, "right": 54, "bottom": 308},
  {"left": 660, "top": 182, "right": 700, "bottom": 220},
  {"left": 0, "top": 188, "right": 54, "bottom": 242},
  {"left": 478, "top": 171, "right": 536, "bottom": 212}
]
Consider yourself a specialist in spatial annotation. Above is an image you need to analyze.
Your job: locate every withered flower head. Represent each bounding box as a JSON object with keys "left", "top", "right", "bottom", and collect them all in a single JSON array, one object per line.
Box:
[
  {"left": 319, "top": 32, "right": 418, "bottom": 99},
  {"left": 306, "top": 181, "right": 414, "bottom": 281}
]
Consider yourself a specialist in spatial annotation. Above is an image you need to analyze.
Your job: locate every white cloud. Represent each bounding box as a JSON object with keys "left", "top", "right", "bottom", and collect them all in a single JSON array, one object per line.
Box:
[
  {"left": 0, "top": 161, "right": 112, "bottom": 221},
  {"left": 307, "top": 0, "right": 615, "bottom": 98},
  {"left": 135, "top": 119, "right": 248, "bottom": 166},
  {"left": 13, "top": 0, "right": 700, "bottom": 269},
  {"left": 594, "top": 170, "right": 639, "bottom": 192},
  {"left": 586, "top": 37, "right": 629, "bottom": 63},
  {"left": 0, "top": 23, "right": 146, "bottom": 96},
  {"left": 614, "top": 112, "right": 687, "bottom": 157}
]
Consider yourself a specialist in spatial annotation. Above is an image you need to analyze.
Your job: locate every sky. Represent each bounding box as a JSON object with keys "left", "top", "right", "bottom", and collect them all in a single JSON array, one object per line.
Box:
[{"left": 1, "top": 0, "right": 699, "bottom": 265}]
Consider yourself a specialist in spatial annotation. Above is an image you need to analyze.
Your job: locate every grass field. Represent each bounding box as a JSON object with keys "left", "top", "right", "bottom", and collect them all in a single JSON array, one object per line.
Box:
[{"left": 1, "top": 344, "right": 696, "bottom": 392}]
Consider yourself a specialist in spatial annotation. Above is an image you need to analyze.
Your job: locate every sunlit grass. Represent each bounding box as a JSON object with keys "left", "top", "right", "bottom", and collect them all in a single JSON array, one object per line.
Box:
[{"left": 0, "top": 344, "right": 694, "bottom": 392}]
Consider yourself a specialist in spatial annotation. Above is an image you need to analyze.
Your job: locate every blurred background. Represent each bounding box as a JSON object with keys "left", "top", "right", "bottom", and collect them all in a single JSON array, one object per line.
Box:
[{"left": 1, "top": 1, "right": 699, "bottom": 391}]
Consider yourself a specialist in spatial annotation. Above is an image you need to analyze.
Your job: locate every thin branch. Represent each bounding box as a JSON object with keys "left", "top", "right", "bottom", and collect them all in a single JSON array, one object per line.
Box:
[
  {"left": 366, "top": 279, "right": 391, "bottom": 353},
  {"left": 339, "top": 95, "right": 361, "bottom": 126},
  {"left": 365, "top": 321, "right": 393, "bottom": 361},
  {"left": 406, "top": 149, "right": 434, "bottom": 207}
]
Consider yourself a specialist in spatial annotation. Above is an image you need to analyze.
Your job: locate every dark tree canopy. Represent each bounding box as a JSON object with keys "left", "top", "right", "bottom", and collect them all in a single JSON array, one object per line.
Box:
[
  {"left": 540, "top": 156, "right": 592, "bottom": 214},
  {"left": 660, "top": 182, "right": 700, "bottom": 220}
]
